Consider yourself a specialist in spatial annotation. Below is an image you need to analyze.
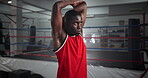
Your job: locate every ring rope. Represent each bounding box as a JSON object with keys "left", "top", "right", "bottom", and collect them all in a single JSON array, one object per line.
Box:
[
  {"left": 3, "top": 43, "right": 143, "bottom": 51},
  {"left": 0, "top": 24, "right": 143, "bottom": 31},
  {"left": 2, "top": 51, "right": 144, "bottom": 63},
  {"left": 87, "top": 48, "right": 142, "bottom": 51},
  {"left": 87, "top": 59, "right": 143, "bottom": 63},
  {"left": 2, "top": 35, "right": 141, "bottom": 39},
  {"left": 5, "top": 51, "right": 55, "bottom": 57}
]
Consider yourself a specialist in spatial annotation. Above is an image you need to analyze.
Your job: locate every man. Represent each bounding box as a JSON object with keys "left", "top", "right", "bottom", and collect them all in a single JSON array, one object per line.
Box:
[{"left": 51, "top": 0, "right": 87, "bottom": 78}]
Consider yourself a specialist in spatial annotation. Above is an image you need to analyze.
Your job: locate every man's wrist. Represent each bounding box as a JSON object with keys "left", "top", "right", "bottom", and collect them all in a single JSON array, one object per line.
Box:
[{"left": 71, "top": 1, "right": 86, "bottom": 7}]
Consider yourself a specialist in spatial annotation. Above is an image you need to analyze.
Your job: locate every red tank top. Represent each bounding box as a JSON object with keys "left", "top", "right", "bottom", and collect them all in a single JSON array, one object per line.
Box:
[{"left": 54, "top": 35, "right": 87, "bottom": 78}]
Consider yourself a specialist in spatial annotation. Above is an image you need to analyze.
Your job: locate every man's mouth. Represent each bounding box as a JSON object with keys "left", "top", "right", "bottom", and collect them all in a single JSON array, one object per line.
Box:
[{"left": 78, "top": 29, "right": 81, "bottom": 32}]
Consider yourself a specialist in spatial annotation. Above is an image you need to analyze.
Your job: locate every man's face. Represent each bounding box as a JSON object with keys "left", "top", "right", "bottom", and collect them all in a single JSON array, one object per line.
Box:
[{"left": 65, "top": 15, "right": 83, "bottom": 36}]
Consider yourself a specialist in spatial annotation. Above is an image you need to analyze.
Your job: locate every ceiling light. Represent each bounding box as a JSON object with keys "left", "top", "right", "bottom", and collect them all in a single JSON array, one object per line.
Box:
[
  {"left": 8, "top": 0, "right": 12, "bottom": 4},
  {"left": 86, "top": 14, "right": 95, "bottom": 18}
]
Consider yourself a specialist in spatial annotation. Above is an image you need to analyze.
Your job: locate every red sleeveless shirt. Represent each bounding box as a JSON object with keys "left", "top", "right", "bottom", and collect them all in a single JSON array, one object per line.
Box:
[{"left": 54, "top": 35, "right": 87, "bottom": 78}]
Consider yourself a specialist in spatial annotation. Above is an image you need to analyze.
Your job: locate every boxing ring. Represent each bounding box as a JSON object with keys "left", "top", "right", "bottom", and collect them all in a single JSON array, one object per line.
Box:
[
  {"left": 0, "top": 1, "right": 148, "bottom": 78},
  {"left": 0, "top": 23, "right": 148, "bottom": 78}
]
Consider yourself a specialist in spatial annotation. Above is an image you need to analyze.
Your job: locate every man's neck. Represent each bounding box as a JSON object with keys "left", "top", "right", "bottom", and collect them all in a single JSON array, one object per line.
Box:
[{"left": 69, "top": 34, "right": 79, "bottom": 37}]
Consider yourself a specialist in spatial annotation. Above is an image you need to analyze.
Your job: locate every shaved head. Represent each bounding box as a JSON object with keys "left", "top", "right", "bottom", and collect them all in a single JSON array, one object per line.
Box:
[{"left": 64, "top": 10, "right": 81, "bottom": 23}]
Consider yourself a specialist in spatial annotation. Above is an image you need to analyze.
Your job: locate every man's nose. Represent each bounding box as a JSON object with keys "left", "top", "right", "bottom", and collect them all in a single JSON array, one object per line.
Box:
[{"left": 77, "top": 23, "right": 82, "bottom": 29}]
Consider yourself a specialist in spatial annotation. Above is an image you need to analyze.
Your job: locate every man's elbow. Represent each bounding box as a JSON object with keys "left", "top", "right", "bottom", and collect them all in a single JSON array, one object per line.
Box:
[
  {"left": 82, "top": 2, "right": 87, "bottom": 8},
  {"left": 53, "top": 1, "right": 63, "bottom": 9}
]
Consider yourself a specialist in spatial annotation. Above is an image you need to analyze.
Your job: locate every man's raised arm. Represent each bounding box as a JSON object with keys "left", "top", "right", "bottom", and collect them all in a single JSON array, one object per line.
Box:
[{"left": 51, "top": 1, "right": 74, "bottom": 50}]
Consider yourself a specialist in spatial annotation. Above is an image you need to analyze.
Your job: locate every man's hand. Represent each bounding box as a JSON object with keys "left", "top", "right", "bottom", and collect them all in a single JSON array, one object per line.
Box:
[{"left": 71, "top": 0, "right": 85, "bottom": 7}]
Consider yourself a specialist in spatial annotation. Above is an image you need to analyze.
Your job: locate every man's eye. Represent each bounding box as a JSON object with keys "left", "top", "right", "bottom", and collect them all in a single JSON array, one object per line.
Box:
[{"left": 73, "top": 23, "right": 77, "bottom": 25}]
